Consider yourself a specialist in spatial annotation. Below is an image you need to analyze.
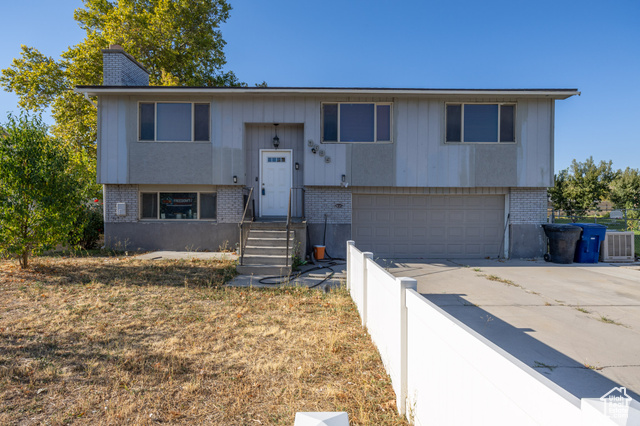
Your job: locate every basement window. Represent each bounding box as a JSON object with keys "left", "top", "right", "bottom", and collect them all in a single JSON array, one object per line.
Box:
[
  {"left": 446, "top": 103, "right": 515, "bottom": 143},
  {"left": 140, "top": 192, "right": 217, "bottom": 220},
  {"left": 322, "top": 103, "right": 392, "bottom": 143},
  {"left": 139, "top": 102, "right": 210, "bottom": 142}
]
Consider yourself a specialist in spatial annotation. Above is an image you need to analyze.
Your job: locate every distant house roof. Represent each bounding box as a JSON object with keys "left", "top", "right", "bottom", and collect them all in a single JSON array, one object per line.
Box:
[{"left": 75, "top": 86, "right": 580, "bottom": 100}]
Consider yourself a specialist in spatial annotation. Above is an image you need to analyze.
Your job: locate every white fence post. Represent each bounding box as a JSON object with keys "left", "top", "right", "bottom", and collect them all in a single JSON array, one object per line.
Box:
[
  {"left": 346, "top": 240, "right": 355, "bottom": 291},
  {"left": 362, "top": 252, "right": 373, "bottom": 328},
  {"left": 396, "top": 277, "right": 417, "bottom": 417}
]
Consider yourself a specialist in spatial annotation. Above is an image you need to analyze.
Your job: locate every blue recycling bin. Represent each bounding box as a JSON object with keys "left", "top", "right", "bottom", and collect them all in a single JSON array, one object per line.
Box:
[{"left": 573, "top": 223, "right": 607, "bottom": 263}]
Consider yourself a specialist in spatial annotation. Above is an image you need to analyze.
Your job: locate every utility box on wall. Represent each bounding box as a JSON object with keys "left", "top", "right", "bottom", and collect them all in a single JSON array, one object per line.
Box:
[{"left": 116, "top": 202, "right": 127, "bottom": 216}]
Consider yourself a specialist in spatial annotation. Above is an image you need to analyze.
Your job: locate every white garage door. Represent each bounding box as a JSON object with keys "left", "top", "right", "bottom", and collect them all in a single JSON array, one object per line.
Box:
[{"left": 352, "top": 194, "right": 505, "bottom": 258}]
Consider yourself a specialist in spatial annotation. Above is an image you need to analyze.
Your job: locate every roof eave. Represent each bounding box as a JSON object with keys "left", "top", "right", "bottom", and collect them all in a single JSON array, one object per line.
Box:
[{"left": 74, "top": 86, "right": 580, "bottom": 99}]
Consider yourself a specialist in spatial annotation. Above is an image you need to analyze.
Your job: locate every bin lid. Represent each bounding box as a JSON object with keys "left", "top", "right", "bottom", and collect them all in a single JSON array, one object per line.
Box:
[
  {"left": 541, "top": 224, "right": 582, "bottom": 232},
  {"left": 572, "top": 223, "right": 608, "bottom": 229}
]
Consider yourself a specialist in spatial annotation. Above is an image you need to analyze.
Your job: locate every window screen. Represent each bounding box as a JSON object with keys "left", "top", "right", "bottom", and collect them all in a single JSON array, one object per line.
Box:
[
  {"left": 200, "top": 193, "right": 217, "bottom": 219},
  {"left": 500, "top": 105, "right": 515, "bottom": 142},
  {"left": 322, "top": 104, "right": 338, "bottom": 142},
  {"left": 377, "top": 105, "right": 391, "bottom": 141},
  {"left": 446, "top": 104, "right": 462, "bottom": 142},
  {"left": 139, "top": 103, "right": 155, "bottom": 141},
  {"left": 141, "top": 193, "right": 157, "bottom": 219},
  {"left": 194, "top": 103, "right": 210, "bottom": 141}
]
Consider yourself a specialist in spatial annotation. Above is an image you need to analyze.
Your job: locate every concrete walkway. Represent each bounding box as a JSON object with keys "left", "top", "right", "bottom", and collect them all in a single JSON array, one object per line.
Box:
[
  {"left": 134, "top": 251, "right": 238, "bottom": 261},
  {"left": 384, "top": 258, "right": 640, "bottom": 401}
]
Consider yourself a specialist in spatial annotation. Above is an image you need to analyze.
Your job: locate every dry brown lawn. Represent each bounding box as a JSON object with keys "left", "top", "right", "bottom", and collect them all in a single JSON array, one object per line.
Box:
[{"left": 0, "top": 254, "right": 408, "bottom": 425}]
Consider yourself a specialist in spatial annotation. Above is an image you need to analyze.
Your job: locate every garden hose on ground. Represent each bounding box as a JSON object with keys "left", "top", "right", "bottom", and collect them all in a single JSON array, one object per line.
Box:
[{"left": 257, "top": 259, "right": 345, "bottom": 287}]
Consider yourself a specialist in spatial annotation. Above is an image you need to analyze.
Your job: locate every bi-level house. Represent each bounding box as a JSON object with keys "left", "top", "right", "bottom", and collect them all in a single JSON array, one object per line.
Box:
[{"left": 76, "top": 46, "right": 578, "bottom": 269}]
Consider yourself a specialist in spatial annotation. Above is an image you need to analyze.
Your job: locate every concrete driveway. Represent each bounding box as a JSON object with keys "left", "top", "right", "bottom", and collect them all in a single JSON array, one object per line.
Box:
[{"left": 383, "top": 258, "right": 640, "bottom": 401}]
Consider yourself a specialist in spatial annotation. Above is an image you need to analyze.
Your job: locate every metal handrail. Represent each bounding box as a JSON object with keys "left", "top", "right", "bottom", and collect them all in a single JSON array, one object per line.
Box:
[
  {"left": 285, "top": 187, "right": 306, "bottom": 269},
  {"left": 238, "top": 187, "right": 254, "bottom": 266},
  {"left": 286, "top": 189, "right": 292, "bottom": 268}
]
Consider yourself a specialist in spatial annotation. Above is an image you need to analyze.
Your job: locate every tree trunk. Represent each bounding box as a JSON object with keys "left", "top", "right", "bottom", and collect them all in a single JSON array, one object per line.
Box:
[{"left": 20, "top": 250, "right": 29, "bottom": 269}]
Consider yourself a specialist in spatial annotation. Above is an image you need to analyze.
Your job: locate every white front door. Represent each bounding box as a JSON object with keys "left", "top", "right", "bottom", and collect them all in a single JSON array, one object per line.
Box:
[{"left": 260, "top": 150, "right": 292, "bottom": 216}]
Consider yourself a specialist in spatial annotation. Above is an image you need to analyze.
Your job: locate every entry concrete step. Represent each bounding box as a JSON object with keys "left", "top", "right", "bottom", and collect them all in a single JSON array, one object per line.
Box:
[
  {"left": 248, "top": 230, "right": 288, "bottom": 238},
  {"left": 244, "top": 246, "right": 289, "bottom": 256},
  {"left": 236, "top": 264, "right": 292, "bottom": 276},
  {"left": 243, "top": 254, "right": 289, "bottom": 264},
  {"left": 250, "top": 222, "right": 287, "bottom": 230},
  {"left": 246, "top": 237, "right": 290, "bottom": 248}
]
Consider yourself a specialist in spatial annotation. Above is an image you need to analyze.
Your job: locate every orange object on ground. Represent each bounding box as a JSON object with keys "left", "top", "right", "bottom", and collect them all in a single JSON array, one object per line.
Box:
[{"left": 313, "top": 245, "right": 325, "bottom": 260}]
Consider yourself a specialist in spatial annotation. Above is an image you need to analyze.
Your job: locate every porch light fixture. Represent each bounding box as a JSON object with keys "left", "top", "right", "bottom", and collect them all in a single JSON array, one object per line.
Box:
[
  {"left": 233, "top": 175, "right": 238, "bottom": 184},
  {"left": 272, "top": 123, "right": 280, "bottom": 149},
  {"left": 295, "top": 162, "right": 300, "bottom": 170}
]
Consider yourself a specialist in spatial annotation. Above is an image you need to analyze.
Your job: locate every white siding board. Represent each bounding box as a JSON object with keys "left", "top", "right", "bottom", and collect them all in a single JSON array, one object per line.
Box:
[
  {"left": 117, "top": 99, "right": 127, "bottom": 183},
  {"left": 538, "top": 100, "right": 552, "bottom": 186},
  {"left": 211, "top": 99, "right": 223, "bottom": 183},
  {"left": 516, "top": 100, "right": 528, "bottom": 185},
  {"left": 294, "top": 97, "right": 305, "bottom": 123},
  {"left": 426, "top": 100, "right": 442, "bottom": 186},
  {"left": 524, "top": 99, "right": 539, "bottom": 186},
  {"left": 98, "top": 97, "right": 108, "bottom": 182},
  {"left": 406, "top": 98, "right": 419, "bottom": 186},
  {"left": 416, "top": 100, "right": 429, "bottom": 185},
  {"left": 303, "top": 98, "right": 317, "bottom": 185},
  {"left": 395, "top": 99, "right": 409, "bottom": 185},
  {"left": 97, "top": 93, "right": 558, "bottom": 188},
  {"left": 283, "top": 98, "right": 296, "bottom": 123},
  {"left": 105, "top": 97, "right": 117, "bottom": 183}
]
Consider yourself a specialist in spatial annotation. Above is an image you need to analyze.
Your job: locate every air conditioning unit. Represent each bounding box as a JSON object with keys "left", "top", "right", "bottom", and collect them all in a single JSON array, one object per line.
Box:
[{"left": 601, "top": 231, "right": 635, "bottom": 262}]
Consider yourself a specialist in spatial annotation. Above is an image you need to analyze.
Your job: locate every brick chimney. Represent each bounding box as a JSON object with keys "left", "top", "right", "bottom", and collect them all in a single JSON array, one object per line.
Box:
[{"left": 102, "top": 44, "right": 149, "bottom": 86}]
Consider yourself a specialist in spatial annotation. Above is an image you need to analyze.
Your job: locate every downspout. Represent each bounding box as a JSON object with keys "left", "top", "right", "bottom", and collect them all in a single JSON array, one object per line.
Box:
[{"left": 83, "top": 92, "right": 97, "bottom": 108}]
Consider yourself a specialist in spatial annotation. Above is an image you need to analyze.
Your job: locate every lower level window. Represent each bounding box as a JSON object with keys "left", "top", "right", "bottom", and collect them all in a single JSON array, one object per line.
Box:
[{"left": 140, "top": 192, "right": 217, "bottom": 220}]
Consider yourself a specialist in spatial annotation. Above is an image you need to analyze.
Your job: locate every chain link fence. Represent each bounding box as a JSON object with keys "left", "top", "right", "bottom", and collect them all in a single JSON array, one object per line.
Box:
[{"left": 548, "top": 207, "right": 640, "bottom": 256}]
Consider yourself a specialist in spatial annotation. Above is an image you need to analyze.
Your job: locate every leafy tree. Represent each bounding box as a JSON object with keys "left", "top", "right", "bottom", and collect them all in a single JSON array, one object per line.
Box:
[
  {"left": 549, "top": 157, "right": 617, "bottom": 219},
  {"left": 0, "top": 113, "right": 95, "bottom": 268},
  {"left": 1, "top": 0, "right": 244, "bottom": 159},
  {"left": 609, "top": 167, "right": 640, "bottom": 210}
]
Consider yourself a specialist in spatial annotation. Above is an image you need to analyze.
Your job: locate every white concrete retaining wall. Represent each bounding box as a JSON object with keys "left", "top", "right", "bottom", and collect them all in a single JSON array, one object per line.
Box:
[{"left": 346, "top": 240, "right": 633, "bottom": 425}]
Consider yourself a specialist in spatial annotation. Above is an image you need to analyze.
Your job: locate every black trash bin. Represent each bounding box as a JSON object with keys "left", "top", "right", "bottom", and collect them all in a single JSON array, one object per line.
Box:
[{"left": 542, "top": 224, "right": 583, "bottom": 264}]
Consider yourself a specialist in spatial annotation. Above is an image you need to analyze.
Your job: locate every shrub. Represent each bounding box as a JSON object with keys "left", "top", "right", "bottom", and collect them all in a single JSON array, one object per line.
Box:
[{"left": 68, "top": 202, "right": 104, "bottom": 250}]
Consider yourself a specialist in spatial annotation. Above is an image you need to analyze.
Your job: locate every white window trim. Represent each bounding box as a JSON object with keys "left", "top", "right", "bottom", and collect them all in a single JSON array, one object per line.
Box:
[
  {"left": 138, "top": 101, "right": 211, "bottom": 143},
  {"left": 321, "top": 102, "right": 393, "bottom": 144},
  {"left": 445, "top": 102, "right": 517, "bottom": 144},
  {"left": 139, "top": 191, "right": 217, "bottom": 221}
]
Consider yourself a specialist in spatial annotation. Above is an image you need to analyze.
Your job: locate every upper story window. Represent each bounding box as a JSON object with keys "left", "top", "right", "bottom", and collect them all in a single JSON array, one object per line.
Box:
[
  {"left": 446, "top": 103, "right": 515, "bottom": 143},
  {"left": 139, "top": 102, "right": 210, "bottom": 142},
  {"left": 322, "top": 103, "right": 392, "bottom": 143}
]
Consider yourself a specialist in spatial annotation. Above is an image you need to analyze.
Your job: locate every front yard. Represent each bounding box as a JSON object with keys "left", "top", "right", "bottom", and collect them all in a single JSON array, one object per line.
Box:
[{"left": 0, "top": 254, "right": 407, "bottom": 425}]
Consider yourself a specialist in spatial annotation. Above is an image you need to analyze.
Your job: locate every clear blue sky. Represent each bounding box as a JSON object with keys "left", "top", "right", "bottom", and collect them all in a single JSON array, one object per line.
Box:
[{"left": 1, "top": 0, "right": 638, "bottom": 173}]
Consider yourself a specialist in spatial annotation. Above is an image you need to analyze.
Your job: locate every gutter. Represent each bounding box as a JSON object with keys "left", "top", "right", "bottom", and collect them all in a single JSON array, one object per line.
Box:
[{"left": 74, "top": 86, "right": 581, "bottom": 100}]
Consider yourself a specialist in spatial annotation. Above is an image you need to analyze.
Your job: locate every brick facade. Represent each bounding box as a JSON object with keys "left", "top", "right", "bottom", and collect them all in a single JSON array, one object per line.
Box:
[
  {"left": 102, "top": 47, "right": 149, "bottom": 86},
  {"left": 217, "top": 186, "right": 244, "bottom": 223},
  {"left": 104, "top": 184, "right": 139, "bottom": 223},
  {"left": 104, "top": 184, "right": 244, "bottom": 224},
  {"left": 509, "top": 188, "right": 548, "bottom": 224},
  {"left": 305, "top": 186, "right": 352, "bottom": 224}
]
